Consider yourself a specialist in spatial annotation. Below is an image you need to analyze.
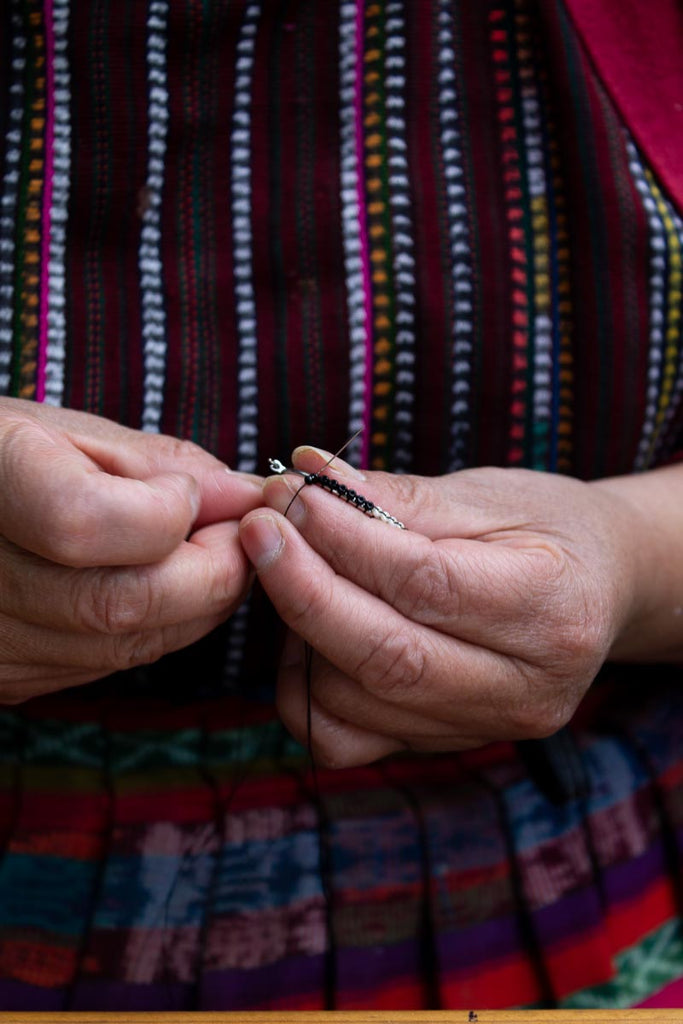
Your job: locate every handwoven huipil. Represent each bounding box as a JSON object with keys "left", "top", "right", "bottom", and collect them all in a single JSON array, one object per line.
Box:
[{"left": 1, "top": 0, "right": 683, "bottom": 1011}]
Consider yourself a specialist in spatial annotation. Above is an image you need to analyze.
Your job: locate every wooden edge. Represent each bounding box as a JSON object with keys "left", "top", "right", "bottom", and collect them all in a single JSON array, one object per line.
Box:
[{"left": 1, "top": 1012, "right": 683, "bottom": 1022}]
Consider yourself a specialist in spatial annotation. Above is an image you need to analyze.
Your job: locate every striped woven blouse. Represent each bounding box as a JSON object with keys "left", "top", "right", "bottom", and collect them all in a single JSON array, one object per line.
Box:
[{"left": 1, "top": 0, "right": 683, "bottom": 1011}]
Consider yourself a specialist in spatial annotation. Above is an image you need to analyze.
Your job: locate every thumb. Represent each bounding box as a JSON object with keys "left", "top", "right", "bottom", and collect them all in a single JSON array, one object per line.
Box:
[
  {"left": 290, "top": 446, "right": 530, "bottom": 541},
  {"left": 0, "top": 416, "right": 201, "bottom": 566}
]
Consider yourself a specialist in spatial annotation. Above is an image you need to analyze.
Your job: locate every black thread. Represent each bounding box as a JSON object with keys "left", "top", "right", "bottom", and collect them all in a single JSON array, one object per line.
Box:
[
  {"left": 377, "top": 765, "right": 442, "bottom": 1008},
  {"left": 275, "top": 430, "right": 385, "bottom": 1008},
  {"left": 188, "top": 713, "right": 253, "bottom": 1010},
  {"left": 272, "top": 427, "right": 404, "bottom": 529},
  {"left": 465, "top": 763, "right": 556, "bottom": 1008}
]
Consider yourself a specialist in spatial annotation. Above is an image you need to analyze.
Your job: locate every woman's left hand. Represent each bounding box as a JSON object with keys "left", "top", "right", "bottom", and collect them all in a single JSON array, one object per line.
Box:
[{"left": 240, "top": 448, "right": 649, "bottom": 768}]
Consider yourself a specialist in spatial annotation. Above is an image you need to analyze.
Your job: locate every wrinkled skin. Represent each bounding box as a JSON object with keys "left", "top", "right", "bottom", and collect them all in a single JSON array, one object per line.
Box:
[
  {"left": 241, "top": 446, "right": 681, "bottom": 768},
  {"left": 0, "top": 398, "right": 263, "bottom": 702}
]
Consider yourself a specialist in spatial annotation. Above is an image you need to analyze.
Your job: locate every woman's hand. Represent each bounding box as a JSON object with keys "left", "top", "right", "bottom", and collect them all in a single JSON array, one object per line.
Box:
[
  {"left": 240, "top": 447, "right": 666, "bottom": 768},
  {"left": 0, "top": 398, "right": 263, "bottom": 702}
]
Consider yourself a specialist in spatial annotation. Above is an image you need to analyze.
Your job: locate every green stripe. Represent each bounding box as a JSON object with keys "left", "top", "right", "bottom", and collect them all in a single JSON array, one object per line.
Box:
[{"left": 561, "top": 919, "right": 683, "bottom": 1008}]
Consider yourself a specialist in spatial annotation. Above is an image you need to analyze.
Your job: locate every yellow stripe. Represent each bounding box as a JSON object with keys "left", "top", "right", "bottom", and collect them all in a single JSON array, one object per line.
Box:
[{"left": 645, "top": 168, "right": 682, "bottom": 447}]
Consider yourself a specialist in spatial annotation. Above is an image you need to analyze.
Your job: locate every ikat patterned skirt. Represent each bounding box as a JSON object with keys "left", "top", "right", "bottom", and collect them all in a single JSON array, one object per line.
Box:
[{"left": 1, "top": 0, "right": 683, "bottom": 1009}]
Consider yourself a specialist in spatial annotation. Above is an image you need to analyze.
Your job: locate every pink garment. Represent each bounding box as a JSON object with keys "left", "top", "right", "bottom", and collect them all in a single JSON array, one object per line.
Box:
[{"left": 565, "top": 0, "right": 683, "bottom": 212}]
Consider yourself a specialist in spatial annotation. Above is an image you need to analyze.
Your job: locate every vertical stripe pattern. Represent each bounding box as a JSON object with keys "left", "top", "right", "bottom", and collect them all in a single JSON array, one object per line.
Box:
[
  {"left": 384, "top": 1, "right": 416, "bottom": 470},
  {"left": 627, "top": 137, "right": 683, "bottom": 469},
  {"left": 139, "top": 0, "right": 169, "bottom": 432},
  {"left": 490, "top": 6, "right": 530, "bottom": 466},
  {"left": 14, "top": 0, "right": 47, "bottom": 401},
  {"left": 221, "top": 1, "right": 263, "bottom": 687},
  {"left": 41, "top": 0, "right": 70, "bottom": 407},
  {"left": 514, "top": 2, "right": 553, "bottom": 469},
  {"left": 0, "top": 0, "right": 680, "bottom": 478},
  {"left": 339, "top": 1, "right": 368, "bottom": 468},
  {"left": 230, "top": 2, "right": 260, "bottom": 474},
  {"left": 0, "top": 2, "right": 26, "bottom": 394},
  {"left": 1, "top": 2, "right": 683, "bottom": 1009},
  {"left": 436, "top": 0, "right": 474, "bottom": 471}
]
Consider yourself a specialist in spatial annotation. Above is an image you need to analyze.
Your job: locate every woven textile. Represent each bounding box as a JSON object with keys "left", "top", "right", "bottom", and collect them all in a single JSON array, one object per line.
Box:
[{"left": 1, "top": 0, "right": 683, "bottom": 1010}]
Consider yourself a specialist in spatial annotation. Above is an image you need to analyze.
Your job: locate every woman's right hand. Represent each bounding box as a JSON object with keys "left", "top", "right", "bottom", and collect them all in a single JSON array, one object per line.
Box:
[{"left": 0, "top": 398, "right": 263, "bottom": 703}]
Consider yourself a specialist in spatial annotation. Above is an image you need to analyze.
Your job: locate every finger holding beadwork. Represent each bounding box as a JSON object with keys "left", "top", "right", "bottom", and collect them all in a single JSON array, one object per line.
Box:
[
  {"left": 288, "top": 445, "right": 520, "bottom": 541},
  {"left": 239, "top": 506, "right": 541, "bottom": 742},
  {"left": 261, "top": 468, "right": 560, "bottom": 658},
  {"left": 255, "top": 454, "right": 643, "bottom": 755},
  {"left": 288, "top": 446, "right": 605, "bottom": 547}
]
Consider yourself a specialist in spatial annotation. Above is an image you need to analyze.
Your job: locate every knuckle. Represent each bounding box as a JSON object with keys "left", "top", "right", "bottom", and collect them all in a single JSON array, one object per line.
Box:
[
  {"left": 502, "top": 659, "right": 581, "bottom": 740},
  {"left": 0, "top": 416, "right": 42, "bottom": 468},
  {"left": 396, "top": 549, "right": 462, "bottom": 624},
  {"left": 151, "top": 434, "right": 208, "bottom": 467},
  {"left": 286, "top": 576, "right": 334, "bottom": 636},
  {"left": 518, "top": 553, "right": 611, "bottom": 667},
  {"left": 203, "top": 554, "right": 245, "bottom": 616},
  {"left": 357, "top": 628, "right": 428, "bottom": 698},
  {"left": 383, "top": 473, "right": 433, "bottom": 522},
  {"left": 43, "top": 488, "right": 101, "bottom": 567},
  {"left": 80, "top": 570, "right": 158, "bottom": 635},
  {"left": 544, "top": 580, "right": 612, "bottom": 671},
  {"left": 508, "top": 694, "right": 573, "bottom": 740},
  {"left": 389, "top": 473, "right": 421, "bottom": 509}
]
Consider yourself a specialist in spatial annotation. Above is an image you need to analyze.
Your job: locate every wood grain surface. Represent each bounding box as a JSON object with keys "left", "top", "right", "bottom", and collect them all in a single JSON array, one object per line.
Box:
[{"left": 1, "top": 1012, "right": 683, "bottom": 1023}]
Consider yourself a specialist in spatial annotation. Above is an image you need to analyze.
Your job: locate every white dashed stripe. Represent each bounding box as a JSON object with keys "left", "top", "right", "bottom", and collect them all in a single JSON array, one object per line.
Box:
[
  {"left": 385, "top": 1, "right": 415, "bottom": 471},
  {"left": 339, "top": 1, "right": 367, "bottom": 467},
  {"left": 0, "top": 2, "right": 25, "bottom": 395},
  {"left": 626, "top": 138, "right": 668, "bottom": 470},
  {"left": 43, "top": 0, "right": 71, "bottom": 407},
  {"left": 654, "top": 198, "right": 683, "bottom": 461},
  {"left": 230, "top": 2, "right": 261, "bottom": 474},
  {"left": 437, "top": 0, "right": 474, "bottom": 470},
  {"left": 139, "top": 0, "right": 169, "bottom": 432},
  {"left": 223, "top": 3, "right": 262, "bottom": 685},
  {"left": 516, "top": 48, "right": 553, "bottom": 436}
]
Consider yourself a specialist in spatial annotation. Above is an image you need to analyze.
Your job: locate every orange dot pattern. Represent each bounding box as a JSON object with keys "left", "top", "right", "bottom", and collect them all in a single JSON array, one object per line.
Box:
[
  {"left": 15, "top": 1, "right": 46, "bottom": 401},
  {"left": 363, "top": 3, "right": 395, "bottom": 471}
]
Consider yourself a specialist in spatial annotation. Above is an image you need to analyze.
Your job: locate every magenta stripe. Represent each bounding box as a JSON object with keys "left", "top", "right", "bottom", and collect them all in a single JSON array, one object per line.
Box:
[
  {"left": 36, "top": 0, "right": 56, "bottom": 403},
  {"left": 637, "top": 973, "right": 683, "bottom": 1008},
  {"left": 354, "top": 0, "right": 373, "bottom": 469}
]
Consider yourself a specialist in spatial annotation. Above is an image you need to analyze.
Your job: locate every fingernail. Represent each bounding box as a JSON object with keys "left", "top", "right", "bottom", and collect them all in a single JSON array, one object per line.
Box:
[
  {"left": 242, "top": 513, "right": 285, "bottom": 569},
  {"left": 292, "top": 445, "right": 366, "bottom": 481}
]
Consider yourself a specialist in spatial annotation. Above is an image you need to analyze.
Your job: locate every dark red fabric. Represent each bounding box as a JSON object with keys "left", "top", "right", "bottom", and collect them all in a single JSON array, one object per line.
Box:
[{"left": 564, "top": 0, "right": 683, "bottom": 214}]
